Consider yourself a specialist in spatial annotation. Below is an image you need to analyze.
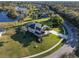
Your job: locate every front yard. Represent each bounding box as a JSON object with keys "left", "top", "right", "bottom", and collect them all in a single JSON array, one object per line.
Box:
[
  {"left": 0, "top": 17, "right": 64, "bottom": 57},
  {"left": 0, "top": 27, "right": 63, "bottom": 57}
]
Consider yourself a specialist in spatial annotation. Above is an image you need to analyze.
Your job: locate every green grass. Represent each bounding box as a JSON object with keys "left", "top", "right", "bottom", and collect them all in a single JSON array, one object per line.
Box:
[
  {"left": 33, "top": 18, "right": 50, "bottom": 22},
  {"left": 0, "top": 17, "right": 64, "bottom": 57},
  {"left": 0, "top": 17, "right": 49, "bottom": 30},
  {"left": 40, "top": 20, "right": 52, "bottom": 26},
  {"left": 53, "top": 28, "right": 64, "bottom": 34},
  {"left": 23, "top": 17, "right": 49, "bottom": 23},
  {"left": 35, "top": 42, "right": 64, "bottom": 58},
  {"left": 27, "top": 34, "right": 61, "bottom": 55},
  {"left": 0, "top": 29, "right": 62, "bottom": 57}
]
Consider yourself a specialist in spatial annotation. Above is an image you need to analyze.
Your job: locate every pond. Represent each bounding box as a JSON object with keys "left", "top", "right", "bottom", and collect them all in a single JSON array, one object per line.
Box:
[{"left": 0, "top": 11, "right": 20, "bottom": 22}]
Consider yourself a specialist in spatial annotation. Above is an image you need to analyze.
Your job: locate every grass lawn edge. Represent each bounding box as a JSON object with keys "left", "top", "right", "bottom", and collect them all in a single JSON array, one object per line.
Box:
[{"left": 24, "top": 26, "right": 66, "bottom": 58}]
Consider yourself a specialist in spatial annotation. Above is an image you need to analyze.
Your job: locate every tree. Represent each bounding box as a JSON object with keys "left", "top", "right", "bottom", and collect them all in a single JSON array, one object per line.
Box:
[
  {"left": 29, "top": 9, "right": 39, "bottom": 20},
  {"left": 49, "top": 15, "right": 64, "bottom": 27},
  {"left": 7, "top": 8, "right": 18, "bottom": 19}
]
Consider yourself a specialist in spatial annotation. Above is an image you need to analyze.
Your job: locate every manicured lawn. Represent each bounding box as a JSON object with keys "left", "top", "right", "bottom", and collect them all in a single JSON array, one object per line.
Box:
[
  {"left": 33, "top": 18, "right": 50, "bottom": 22},
  {"left": 23, "top": 17, "right": 50, "bottom": 23},
  {"left": 40, "top": 20, "right": 52, "bottom": 26},
  {"left": 0, "top": 17, "right": 49, "bottom": 30},
  {"left": 53, "top": 28, "right": 64, "bottom": 34},
  {"left": 27, "top": 33, "right": 61, "bottom": 55},
  {"left": 40, "top": 19, "right": 64, "bottom": 34},
  {"left": 0, "top": 28, "right": 62, "bottom": 57},
  {"left": 0, "top": 17, "right": 64, "bottom": 57},
  {"left": 35, "top": 42, "right": 64, "bottom": 58}
]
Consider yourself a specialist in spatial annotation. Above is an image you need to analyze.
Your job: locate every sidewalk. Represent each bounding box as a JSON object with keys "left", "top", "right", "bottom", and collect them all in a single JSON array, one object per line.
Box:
[{"left": 48, "top": 30, "right": 67, "bottom": 39}]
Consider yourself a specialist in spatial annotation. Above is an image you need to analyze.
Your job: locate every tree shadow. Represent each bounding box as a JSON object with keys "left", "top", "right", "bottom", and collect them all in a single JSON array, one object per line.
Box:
[
  {"left": 0, "top": 41, "right": 6, "bottom": 47},
  {"left": 6, "top": 24, "right": 23, "bottom": 30},
  {"left": 11, "top": 29, "right": 38, "bottom": 47}
]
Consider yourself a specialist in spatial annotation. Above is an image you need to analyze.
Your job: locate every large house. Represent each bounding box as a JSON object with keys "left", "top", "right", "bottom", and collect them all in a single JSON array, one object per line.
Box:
[
  {"left": 15, "top": 6, "right": 27, "bottom": 20},
  {"left": 21, "top": 22, "right": 49, "bottom": 37},
  {"left": 15, "top": 6, "right": 27, "bottom": 14}
]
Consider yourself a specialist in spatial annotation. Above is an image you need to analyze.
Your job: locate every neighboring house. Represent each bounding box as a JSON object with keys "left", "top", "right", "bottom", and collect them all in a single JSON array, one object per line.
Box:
[
  {"left": 21, "top": 22, "right": 49, "bottom": 37},
  {"left": 15, "top": 6, "right": 27, "bottom": 14},
  {"left": 15, "top": 6, "right": 27, "bottom": 20},
  {"left": 41, "top": 13, "right": 49, "bottom": 18},
  {"left": 0, "top": 27, "right": 6, "bottom": 37}
]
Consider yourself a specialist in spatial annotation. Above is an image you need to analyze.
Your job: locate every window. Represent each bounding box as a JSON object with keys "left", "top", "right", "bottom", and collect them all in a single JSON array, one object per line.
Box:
[
  {"left": 35, "top": 31, "right": 41, "bottom": 35},
  {"left": 36, "top": 27, "right": 41, "bottom": 31}
]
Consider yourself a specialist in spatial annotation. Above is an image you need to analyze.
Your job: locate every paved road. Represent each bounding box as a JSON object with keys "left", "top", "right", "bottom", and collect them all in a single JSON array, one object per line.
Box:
[
  {"left": 64, "top": 21, "right": 77, "bottom": 48},
  {"left": 45, "top": 20, "right": 78, "bottom": 58}
]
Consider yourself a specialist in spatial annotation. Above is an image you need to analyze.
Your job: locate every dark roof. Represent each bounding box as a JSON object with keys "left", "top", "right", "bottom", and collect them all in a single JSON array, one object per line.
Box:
[
  {"left": 36, "top": 27, "right": 41, "bottom": 31},
  {"left": 29, "top": 23, "right": 35, "bottom": 29}
]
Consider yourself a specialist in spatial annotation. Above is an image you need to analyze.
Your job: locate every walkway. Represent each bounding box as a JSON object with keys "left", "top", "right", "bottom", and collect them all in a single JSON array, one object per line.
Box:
[{"left": 48, "top": 30, "right": 68, "bottom": 39}]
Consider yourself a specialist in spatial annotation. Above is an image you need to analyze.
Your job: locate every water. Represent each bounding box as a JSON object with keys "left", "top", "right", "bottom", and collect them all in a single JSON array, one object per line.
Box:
[{"left": 0, "top": 11, "right": 20, "bottom": 22}]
